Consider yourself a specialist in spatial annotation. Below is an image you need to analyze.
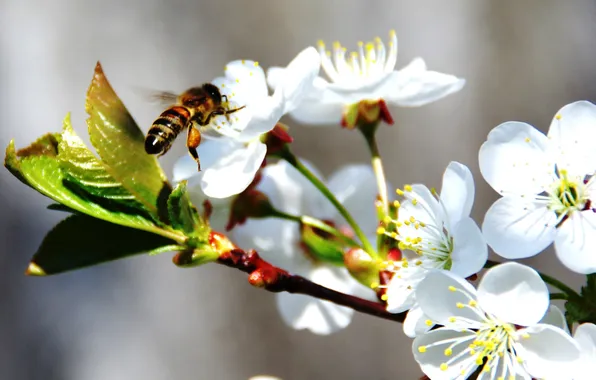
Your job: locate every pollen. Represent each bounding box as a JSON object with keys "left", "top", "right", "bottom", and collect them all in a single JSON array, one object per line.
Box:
[
  {"left": 224, "top": 65, "right": 228, "bottom": 71},
  {"left": 425, "top": 319, "right": 433, "bottom": 326},
  {"left": 525, "top": 137, "right": 531, "bottom": 142},
  {"left": 444, "top": 348, "right": 453, "bottom": 356},
  {"left": 456, "top": 303, "right": 464, "bottom": 309},
  {"left": 249, "top": 72, "right": 253, "bottom": 76},
  {"left": 380, "top": 294, "right": 388, "bottom": 301},
  {"left": 376, "top": 226, "right": 386, "bottom": 235},
  {"left": 418, "top": 346, "right": 427, "bottom": 353},
  {"left": 448, "top": 285, "right": 456, "bottom": 292},
  {"left": 556, "top": 114, "right": 562, "bottom": 120},
  {"left": 440, "top": 363, "right": 448, "bottom": 371},
  {"left": 404, "top": 184, "right": 413, "bottom": 192},
  {"left": 448, "top": 317, "right": 456, "bottom": 323},
  {"left": 396, "top": 189, "right": 404, "bottom": 196},
  {"left": 393, "top": 200, "right": 401, "bottom": 208},
  {"left": 411, "top": 198, "right": 418, "bottom": 206},
  {"left": 317, "top": 40, "right": 325, "bottom": 48},
  {"left": 241, "top": 60, "right": 246, "bottom": 64},
  {"left": 469, "top": 300, "right": 477, "bottom": 307},
  {"left": 370, "top": 281, "right": 379, "bottom": 289},
  {"left": 383, "top": 216, "right": 392, "bottom": 224},
  {"left": 254, "top": 61, "right": 259, "bottom": 67},
  {"left": 235, "top": 79, "right": 240, "bottom": 83}
]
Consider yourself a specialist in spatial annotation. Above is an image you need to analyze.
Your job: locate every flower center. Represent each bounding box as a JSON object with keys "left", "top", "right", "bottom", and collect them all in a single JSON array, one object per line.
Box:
[
  {"left": 379, "top": 186, "right": 454, "bottom": 270},
  {"left": 417, "top": 286, "right": 526, "bottom": 379},
  {"left": 539, "top": 168, "right": 595, "bottom": 226},
  {"left": 317, "top": 30, "right": 398, "bottom": 85}
]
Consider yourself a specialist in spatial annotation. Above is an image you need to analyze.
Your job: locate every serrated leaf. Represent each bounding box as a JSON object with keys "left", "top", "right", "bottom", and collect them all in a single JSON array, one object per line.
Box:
[
  {"left": 59, "top": 114, "right": 140, "bottom": 205},
  {"left": 86, "top": 62, "right": 170, "bottom": 215},
  {"left": 167, "top": 181, "right": 207, "bottom": 237},
  {"left": 28, "top": 214, "right": 180, "bottom": 275}
]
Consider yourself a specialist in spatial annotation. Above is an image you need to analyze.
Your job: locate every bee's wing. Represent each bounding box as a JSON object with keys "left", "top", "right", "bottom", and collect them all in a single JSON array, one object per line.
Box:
[{"left": 133, "top": 86, "right": 179, "bottom": 107}]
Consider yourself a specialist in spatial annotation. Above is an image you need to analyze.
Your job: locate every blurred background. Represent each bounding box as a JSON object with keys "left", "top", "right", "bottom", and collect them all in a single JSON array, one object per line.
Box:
[{"left": 1, "top": 0, "right": 596, "bottom": 378}]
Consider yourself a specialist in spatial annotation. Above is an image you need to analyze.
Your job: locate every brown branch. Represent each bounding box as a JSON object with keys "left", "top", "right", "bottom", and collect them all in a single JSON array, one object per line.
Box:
[{"left": 216, "top": 248, "right": 406, "bottom": 324}]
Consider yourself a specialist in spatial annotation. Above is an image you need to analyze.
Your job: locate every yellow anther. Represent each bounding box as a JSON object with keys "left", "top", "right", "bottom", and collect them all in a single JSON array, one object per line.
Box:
[
  {"left": 253, "top": 61, "right": 259, "bottom": 67},
  {"left": 444, "top": 348, "right": 453, "bottom": 356},
  {"left": 370, "top": 281, "right": 379, "bottom": 289},
  {"left": 396, "top": 221, "right": 402, "bottom": 227},
  {"left": 404, "top": 220, "right": 410, "bottom": 226},
  {"left": 517, "top": 357, "right": 523, "bottom": 363},
  {"left": 380, "top": 294, "right": 388, "bottom": 301},
  {"left": 425, "top": 319, "right": 433, "bottom": 326},
  {"left": 469, "top": 349, "right": 476, "bottom": 355},
  {"left": 224, "top": 65, "right": 228, "bottom": 71},
  {"left": 411, "top": 198, "right": 418, "bottom": 206},
  {"left": 440, "top": 363, "right": 448, "bottom": 371},
  {"left": 409, "top": 216, "right": 415, "bottom": 223},
  {"left": 383, "top": 216, "right": 392, "bottom": 224},
  {"left": 418, "top": 346, "right": 427, "bottom": 353},
  {"left": 556, "top": 114, "right": 562, "bottom": 120},
  {"left": 389, "top": 29, "right": 396, "bottom": 37},
  {"left": 241, "top": 60, "right": 246, "bottom": 64},
  {"left": 235, "top": 79, "right": 240, "bottom": 83},
  {"left": 221, "top": 83, "right": 226, "bottom": 88},
  {"left": 448, "top": 286, "right": 457, "bottom": 292},
  {"left": 249, "top": 72, "right": 253, "bottom": 76},
  {"left": 448, "top": 317, "right": 456, "bottom": 323},
  {"left": 365, "top": 42, "right": 374, "bottom": 51},
  {"left": 419, "top": 221, "right": 426, "bottom": 227},
  {"left": 375, "top": 37, "right": 382, "bottom": 44},
  {"left": 396, "top": 189, "right": 404, "bottom": 196},
  {"left": 525, "top": 137, "right": 531, "bottom": 143},
  {"left": 456, "top": 302, "right": 464, "bottom": 309},
  {"left": 521, "top": 333, "right": 530, "bottom": 339},
  {"left": 390, "top": 232, "right": 398, "bottom": 239},
  {"left": 317, "top": 40, "right": 325, "bottom": 48},
  {"left": 393, "top": 200, "right": 401, "bottom": 208},
  {"left": 357, "top": 41, "right": 364, "bottom": 47},
  {"left": 482, "top": 365, "right": 490, "bottom": 373},
  {"left": 404, "top": 185, "right": 413, "bottom": 192},
  {"left": 431, "top": 187, "right": 438, "bottom": 196},
  {"left": 415, "top": 260, "right": 422, "bottom": 266},
  {"left": 376, "top": 227, "right": 386, "bottom": 235},
  {"left": 475, "top": 357, "right": 484, "bottom": 365},
  {"left": 469, "top": 300, "right": 477, "bottom": 307}
]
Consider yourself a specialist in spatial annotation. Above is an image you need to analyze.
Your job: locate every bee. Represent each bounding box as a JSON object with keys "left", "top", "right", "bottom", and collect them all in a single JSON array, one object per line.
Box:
[{"left": 144, "top": 83, "right": 245, "bottom": 171}]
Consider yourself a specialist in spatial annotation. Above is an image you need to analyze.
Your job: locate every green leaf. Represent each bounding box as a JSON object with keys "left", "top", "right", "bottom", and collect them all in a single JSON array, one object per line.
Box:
[
  {"left": 86, "top": 62, "right": 170, "bottom": 215},
  {"left": 167, "top": 180, "right": 207, "bottom": 237},
  {"left": 27, "top": 214, "right": 180, "bottom": 275},
  {"left": 301, "top": 225, "right": 345, "bottom": 265},
  {"left": 58, "top": 114, "right": 143, "bottom": 207},
  {"left": 5, "top": 134, "right": 60, "bottom": 187}
]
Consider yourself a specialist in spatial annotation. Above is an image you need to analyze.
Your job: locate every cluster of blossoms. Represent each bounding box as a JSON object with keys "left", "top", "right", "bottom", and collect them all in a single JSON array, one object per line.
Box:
[{"left": 170, "top": 30, "right": 596, "bottom": 379}]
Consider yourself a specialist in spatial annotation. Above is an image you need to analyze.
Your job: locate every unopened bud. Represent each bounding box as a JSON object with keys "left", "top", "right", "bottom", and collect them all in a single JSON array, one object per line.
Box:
[
  {"left": 344, "top": 248, "right": 380, "bottom": 287},
  {"left": 226, "top": 189, "right": 276, "bottom": 230},
  {"left": 262, "top": 123, "right": 293, "bottom": 154},
  {"left": 301, "top": 224, "right": 344, "bottom": 264},
  {"left": 341, "top": 99, "right": 394, "bottom": 129},
  {"left": 209, "top": 231, "right": 237, "bottom": 252}
]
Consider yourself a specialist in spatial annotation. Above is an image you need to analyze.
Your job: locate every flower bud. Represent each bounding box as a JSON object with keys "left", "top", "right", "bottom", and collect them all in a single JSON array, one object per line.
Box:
[
  {"left": 301, "top": 224, "right": 345, "bottom": 264},
  {"left": 226, "top": 189, "right": 276, "bottom": 230},
  {"left": 344, "top": 248, "right": 381, "bottom": 287},
  {"left": 262, "top": 123, "right": 293, "bottom": 155}
]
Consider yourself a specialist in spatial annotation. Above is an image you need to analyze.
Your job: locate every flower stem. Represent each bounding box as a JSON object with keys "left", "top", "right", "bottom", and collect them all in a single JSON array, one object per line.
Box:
[
  {"left": 217, "top": 248, "right": 405, "bottom": 323},
  {"left": 277, "top": 146, "right": 377, "bottom": 258},
  {"left": 359, "top": 123, "right": 388, "bottom": 213},
  {"left": 272, "top": 210, "right": 362, "bottom": 248},
  {"left": 549, "top": 292, "right": 567, "bottom": 300},
  {"left": 486, "top": 260, "right": 581, "bottom": 299}
]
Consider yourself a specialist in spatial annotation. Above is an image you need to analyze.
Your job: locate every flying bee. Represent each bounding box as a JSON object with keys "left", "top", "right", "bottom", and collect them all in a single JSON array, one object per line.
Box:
[{"left": 144, "top": 83, "right": 245, "bottom": 171}]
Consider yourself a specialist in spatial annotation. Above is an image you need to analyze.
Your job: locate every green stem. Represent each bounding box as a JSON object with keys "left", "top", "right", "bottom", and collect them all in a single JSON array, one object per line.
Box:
[
  {"left": 278, "top": 146, "right": 377, "bottom": 258},
  {"left": 272, "top": 210, "right": 362, "bottom": 249},
  {"left": 549, "top": 292, "right": 567, "bottom": 300},
  {"left": 486, "top": 260, "right": 581, "bottom": 299},
  {"left": 360, "top": 124, "right": 388, "bottom": 213}
]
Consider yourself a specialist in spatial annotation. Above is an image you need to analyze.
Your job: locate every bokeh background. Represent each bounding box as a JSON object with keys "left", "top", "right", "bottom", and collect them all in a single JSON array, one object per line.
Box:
[{"left": 1, "top": 0, "right": 596, "bottom": 378}]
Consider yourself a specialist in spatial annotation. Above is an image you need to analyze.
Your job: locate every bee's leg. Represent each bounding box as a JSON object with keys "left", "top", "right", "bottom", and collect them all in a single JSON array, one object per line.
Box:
[
  {"left": 186, "top": 126, "right": 202, "bottom": 171},
  {"left": 210, "top": 105, "right": 247, "bottom": 123}
]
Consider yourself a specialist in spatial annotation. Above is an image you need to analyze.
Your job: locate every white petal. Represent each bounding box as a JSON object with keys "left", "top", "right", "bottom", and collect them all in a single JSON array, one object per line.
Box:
[
  {"left": 547, "top": 101, "right": 596, "bottom": 176},
  {"left": 440, "top": 161, "right": 475, "bottom": 225},
  {"left": 385, "top": 268, "right": 423, "bottom": 313},
  {"left": 237, "top": 90, "right": 284, "bottom": 142},
  {"left": 277, "top": 47, "right": 321, "bottom": 114},
  {"left": 403, "top": 304, "right": 433, "bottom": 338},
  {"left": 573, "top": 323, "right": 596, "bottom": 380},
  {"left": 223, "top": 59, "right": 268, "bottom": 98},
  {"left": 173, "top": 154, "right": 202, "bottom": 184},
  {"left": 413, "top": 328, "right": 478, "bottom": 380},
  {"left": 477, "top": 262, "right": 549, "bottom": 326},
  {"left": 200, "top": 141, "right": 266, "bottom": 198},
  {"left": 482, "top": 196, "right": 557, "bottom": 259},
  {"left": 378, "top": 62, "right": 465, "bottom": 107},
  {"left": 539, "top": 305, "right": 568, "bottom": 333},
  {"left": 325, "top": 164, "right": 380, "bottom": 238},
  {"left": 275, "top": 292, "right": 353, "bottom": 335},
  {"left": 449, "top": 217, "right": 487, "bottom": 278},
  {"left": 266, "top": 66, "right": 285, "bottom": 90},
  {"left": 517, "top": 324, "right": 580, "bottom": 380},
  {"left": 415, "top": 270, "right": 481, "bottom": 326},
  {"left": 173, "top": 138, "right": 243, "bottom": 184},
  {"left": 554, "top": 211, "right": 596, "bottom": 274},
  {"left": 479, "top": 121, "right": 554, "bottom": 196}
]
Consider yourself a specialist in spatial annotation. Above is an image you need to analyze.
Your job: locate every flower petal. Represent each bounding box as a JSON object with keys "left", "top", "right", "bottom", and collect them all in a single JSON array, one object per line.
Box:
[
  {"left": 413, "top": 328, "right": 478, "bottom": 380},
  {"left": 276, "top": 47, "right": 321, "bottom": 114},
  {"left": 450, "top": 217, "right": 487, "bottom": 278},
  {"left": 385, "top": 266, "right": 425, "bottom": 313},
  {"left": 403, "top": 304, "right": 433, "bottom": 338},
  {"left": 275, "top": 292, "right": 353, "bottom": 335},
  {"left": 479, "top": 121, "right": 553, "bottom": 195},
  {"left": 554, "top": 211, "right": 596, "bottom": 274},
  {"left": 237, "top": 90, "right": 284, "bottom": 142},
  {"left": 573, "top": 323, "right": 596, "bottom": 380},
  {"left": 547, "top": 101, "right": 596, "bottom": 176},
  {"left": 482, "top": 196, "right": 557, "bottom": 259},
  {"left": 415, "top": 270, "right": 481, "bottom": 326},
  {"left": 378, "top": 60, "right": 465, "bottom": 107},
  {"left": 324, "top": 164, "right": 380, "bottom": 238},
  {"left": 440, "top": 161, "right": 475, "bottom": 225},
  {"left": 477, "top": 262, "right": 549, "bottom": 326},
  {"left": 223, "top": 59, "right": 268, "bottom": 98},
  {"left": 539, "top": 305, "right": 568, "bottom": 333},
  {"left": 517, "top": 324, "right": 580, "bottom": 380},
  {"left": 200, "top": 141, "right": 266, "bottom": 198}
]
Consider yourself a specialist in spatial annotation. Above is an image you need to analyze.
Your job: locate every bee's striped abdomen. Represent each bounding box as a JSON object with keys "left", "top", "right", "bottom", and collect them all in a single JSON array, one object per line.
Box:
[{"left": 145, "top": 106, "right": 191, "bottom": 155}]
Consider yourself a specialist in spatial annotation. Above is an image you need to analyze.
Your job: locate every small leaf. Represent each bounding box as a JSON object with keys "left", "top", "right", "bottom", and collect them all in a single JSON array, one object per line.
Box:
[
  {"left": 86, "top": 62, "right": 170, "bottom": 214},
  {"left": 28, "top": 214, "right": 178, "bottom": 275},
  {"left": 167, "top": 181, "right": 208, "bottom": 238}
]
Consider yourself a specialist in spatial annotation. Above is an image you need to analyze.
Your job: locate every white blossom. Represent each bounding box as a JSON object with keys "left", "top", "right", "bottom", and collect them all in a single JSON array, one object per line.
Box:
[
  {"left": 267, "top": 30, "right": 465, "bottom": 125},
  {"left": 479, "top": 101, "right": 596, "bottom": 274},
  {"left": 413, "top": 262, "right": 580, "bottom": 380}
]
